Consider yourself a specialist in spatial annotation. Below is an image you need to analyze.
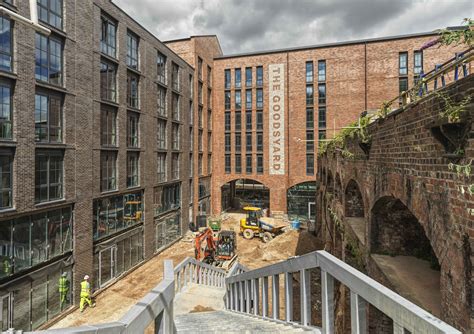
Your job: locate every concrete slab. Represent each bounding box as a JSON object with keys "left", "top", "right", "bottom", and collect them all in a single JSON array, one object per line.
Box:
[
  {"left": 345, "top": 217, "right": 366, "bottom": 245},
  {"left": 174, "top": 283, "right": 226, "bottom": 315}
]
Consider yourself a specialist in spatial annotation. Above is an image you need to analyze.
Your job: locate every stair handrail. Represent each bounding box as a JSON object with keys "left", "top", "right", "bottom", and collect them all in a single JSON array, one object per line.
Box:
[
  {"left": 174, "top": 257, "right": 227, "bottom": 293},
  {"left": 225, "top": 250, "right": 461, "bottom": 334}
]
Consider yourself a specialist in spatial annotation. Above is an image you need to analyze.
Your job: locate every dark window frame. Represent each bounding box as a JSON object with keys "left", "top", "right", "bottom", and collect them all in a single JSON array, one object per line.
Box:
[
  {"left": 0, "top": 16, "right": 12, "bottom": 72},
  {"left": 0, "top": 151, "right": 13, "bottom": 209},
  {"left": 100, "top": 105, "right": 117, "bottom": 147},
  {"left": 127, "top": 71, "right": 139, "bottom": 109},
  {"left": 35, "top": 33, "right": 63, "bottom": 86},
  {"left": 100, "top": 150, "right": 117, "bottom": 192},
  {"left": 100, "top": 14, "right": 117, "bottom": 58},
  {"left": 35, "top": 91, "right": 63, "bottom": 143},
  {"left": 127, "top": 152, "right": 139, "bottom": 188},
  {"left": 37, "top": 0, "right": 63, "bottom": 30},
  {"left": 100, "top": 60, "right": 117, "bottom": 102},
  {"left": 35, "top": 150, "right": 63, "bottom": 203},
  {"left": 0, "top": 82, "right": 12, "bottom": 140},
  {"left": 126, "top": 30, "right": 139, "bottom": 70}
]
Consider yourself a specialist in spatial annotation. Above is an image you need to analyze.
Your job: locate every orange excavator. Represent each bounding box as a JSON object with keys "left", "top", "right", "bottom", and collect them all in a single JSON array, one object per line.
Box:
[{"left": 194, "top": 228, "right": 237, "bottom": 268}]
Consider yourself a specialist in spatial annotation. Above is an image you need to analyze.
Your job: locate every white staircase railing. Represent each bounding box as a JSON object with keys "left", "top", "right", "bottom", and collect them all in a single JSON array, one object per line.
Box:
[{"left": 225, "top": 250, "right": 461, "bottom": 334}]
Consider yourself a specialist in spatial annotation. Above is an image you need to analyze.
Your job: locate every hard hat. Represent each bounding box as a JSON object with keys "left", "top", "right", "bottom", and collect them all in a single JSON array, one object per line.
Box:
[
  {"left": 62, "top": 272, "right": 67, "bottom": 277},
  {"left": 84, "top": 275, "right": 90, "bottom": 280}
]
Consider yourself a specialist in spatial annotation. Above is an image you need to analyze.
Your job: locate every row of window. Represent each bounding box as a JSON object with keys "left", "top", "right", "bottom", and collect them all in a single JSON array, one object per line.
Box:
[
  {"left": 100, "top": 151, "right": 140, "bottom": 192},
  {"left": 398, "top": 51, "right": 423, "bottom": 105},
  {"left": 306, "top": 60, "right": 326, "bottom": 83},
  {"left": 224, "top": 132, "right": 264, "bottom": 152},
  {"left": 224, "top": 111, "right": 263, "bottom": 131},
  {"left": 225, "top": 66, "right": 263, "bottom": 89},
  {"left": 224, "top": 154, "right": 263, "bottom": 174},
  {"left": 156, "top": 152, "right": 180, "bottom": 183},
  {"left": 100, "top": 106, "right": 142, "bottom": 148},
  {"left": 306, "top": 83, "right": 326, "bottom": 106},
  {"left": 225, "top": 89, "right": 263, "bottom": 110},
  {"left": 157, "top": 119, "right": 181, "bottom": 151}
]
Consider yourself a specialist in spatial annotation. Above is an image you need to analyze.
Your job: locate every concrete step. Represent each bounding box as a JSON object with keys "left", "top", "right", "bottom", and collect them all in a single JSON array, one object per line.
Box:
[{"left": 175, "top": 310, "right": 320, "bottom": 333}]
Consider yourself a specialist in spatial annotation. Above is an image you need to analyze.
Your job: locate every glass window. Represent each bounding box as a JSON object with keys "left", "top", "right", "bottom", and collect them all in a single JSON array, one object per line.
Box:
[
  {"left": 171, "top": 153, "right": 179, "bottom": 179},
  {"left": 225, "top": 91, "right": 231, "bottom": 110},
  {"left": 318, "top": 60, "right": 326, "bottom": 82},
  {"left": 306, "top": 107, "right": 314, "bottom": 129},
  {"left": 256, "top": 111, "right": 263, "bottom": 130},
  {"left": 189, "top": 153, "right": 193, "bottom": 177},
  {"left": 189, "top": 127, "right": 193, "bottom": 150},
  {"left": 235, "top": 133, "right": 241, "bottom": 152},
  {"left": 246, "top": 132, "right": 252, "bottom": 151},
  {"left": 198, "top": 82, "right": 203, "bottom": 104},
  {"left": 207, "top": 88, "right": 212, "bottom": 109},
  {"left": 224, "top": 69, "right": 231, "bottom": 89},
  {"left": 197, "top": 57, "right": 203, "bottom": 80},
  {"left": 225, "top": 154, "right": 231, "bottom": 173},
  {"left": 235, "top": 90, "right": 241, "bottom": 110},
  {"left": 399, "top": 52, "right": 408, "bottom": 76},
  {"left": 246, "top": 89, "right": 252, "bottom": 109},
  {"left": 306, "top": 154, "right": 314, "bottom": 175},
  {"left": 207, "top": 65, "right": 212, "bottom": 87},
  {"left": 208, "top": 132, "right": 212, "bottom": 152},
  {"left": 306, "top": 85, "right": 313, "bottom": 105},
  {"left": 157, "top": 152, "right": 167, "bottom": 182},
  {"left": 306, "top": 131, "right": 314, "bottom": 151},
  {"left": 235, "top": 154, "right": 241, "bottom": 173},
  {"left": 35, "top": 151, "right": 63, "bottom": 203},
  {"left": 35, "top": 92, "right": 62, "bottom": 143},
  {"left": 0, "top": 83, "right": 12, "bottom": 139},
  {"left": 126, "top": 31, "right": 139, "bottom": 70},
  {"left": 198, "top": 106, "right": 202, "bottom": 129},
  {"left": 157, "top": 119, "right": 166, "bottom": 149},
  {"left": 0, "top": 153, "right": 12, "bottom": 209},
  {"left": 0, "top": 17, "right": 12, "bottom": 72},
  {"left": 207, "top": 109, "right": 212, "bottom": 129},
  {"left": 35, "top": 33, "right": 63, "bottom": 85},
  {"left": 172, "top": 93, "right": 180, "bottom": 121},
  {"left": 256, "top": 66, "right": 263, "bottom": 86},
  {"left": 127, "top": 112, "right": 139, "bottom": 148},
  {"left": 100, "top": 106, "right": 116, "bottom": 147},
  {"left": 225, "top": 112, "right": 230, "bottom": 131},
  {"left": 318, "top": 83, "right": 326, "bottom": 105},
  {"left": 127, "top": 71, "right": 139, "bottom": 108},
  {"left": 127, "top": 152, "right": 139, "bottom": 188},
  {"left": 399, "top": 77, "right": 408, "bottom": 94},
  {"left": 198, "top": 129, "right": 202, "bottom": 151},
  {"left": 198, "top": 154, "right": 203, "bottom": 175},
  {"left": 100, "top": 15, "right": 116, "bottom": 58},
  {"left": 245, "top": 67, "right": 252, "bottom": 86},
  {"left": 172, "top": 63, "right": 180, "bottom": 91},
  {"left": 154, "top": 184, "right": 180, "bottom": 214},
  {"left": 224, "top": 133, "right": 230, "bottom": 152},
  {"left": 38, "top": 0, "right": 63, "bottom": 29},
  {"left": 246, "top": 154, "right": 252, "bottom": 174},
  {"left": 306, "top": 61, "right": 313, "bottom": 83},
  {"left": 257, "top": 154, "right": 263, "bottom": 174},
  {"left": 318, "top": 106, "right": 326, "bottom": 129},
  {"left": 189, "top": 101, "right": 193, "bottom": 125},
  {"left": 257, "top": 132, "right": 263, "bottom": 152},
  {"left": 208, "top": 154, "right": 212, "bottom": 174},
  {"left": 100, "top": 151, "right": 116, "bottom": 192},
  {"left": 246, "top": 111, "right": 252, "bottom": 130},
  {"left": 157, "top": 51, "right": 167, "bottom": 83},
  {"left": 414, "top": 51, "right": 423, "bottom": 75},
  {"left": 318, "top": 130, "right": 326, "bottom": 140},
  {"left": 235, "top": 111, "right": 241, "bottom": 131},
  {"left": 172, "top": 123, "right": 180, "bottom": 150},
  {"left": 100, "top": 61, "right": 116, "bottom": 102},
  {"left": 0, "top": 219, "right": 12, "bottom": 278},
  {"left": 256, "top": 89, "right": 263, "bottom": 109},
  {"left": 235, "top": 68, "right": 241, "bottom": 88},
  {"left": 157, "top": 86, "right": 166, "bottom": 116}
]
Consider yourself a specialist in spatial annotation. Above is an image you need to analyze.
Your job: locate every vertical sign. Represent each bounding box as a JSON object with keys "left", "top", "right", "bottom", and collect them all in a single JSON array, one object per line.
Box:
[{"left": 269, "top": 63, "right": 285, "bottom": 175}]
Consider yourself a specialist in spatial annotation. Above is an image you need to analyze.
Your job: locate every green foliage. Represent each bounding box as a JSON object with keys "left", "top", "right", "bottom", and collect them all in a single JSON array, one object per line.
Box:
[
  {"left": 438, "top": 18, "right": 474, "bottom": 47},
  {"left": 376, "top": 101, "right": 392, "bottom": 119},
  {"left": 448, "top": 159, "right": 474, "bottom": 195},
  {"left": 436, "top": 91, "right": 471, "bottom": 122}
]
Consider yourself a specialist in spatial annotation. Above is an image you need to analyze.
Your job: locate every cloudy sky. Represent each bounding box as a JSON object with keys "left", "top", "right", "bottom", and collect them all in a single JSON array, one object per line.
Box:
[{"left": 113, "top": 0, "right": 473, "bottom": 55}]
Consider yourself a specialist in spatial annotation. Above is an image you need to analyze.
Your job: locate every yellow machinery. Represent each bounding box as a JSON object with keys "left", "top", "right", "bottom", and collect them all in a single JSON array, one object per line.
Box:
[
  {"left": 240, "top": 207, "right": 284, "bottom": 243},
  {"left": 124, "top": 194, "right": 142, "bottom": 225}
]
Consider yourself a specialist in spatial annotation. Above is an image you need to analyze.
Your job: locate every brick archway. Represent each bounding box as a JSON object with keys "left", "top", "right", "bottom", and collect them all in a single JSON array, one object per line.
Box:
[{"left": 344, "top": 179, "right": 364, "bottom": 218}]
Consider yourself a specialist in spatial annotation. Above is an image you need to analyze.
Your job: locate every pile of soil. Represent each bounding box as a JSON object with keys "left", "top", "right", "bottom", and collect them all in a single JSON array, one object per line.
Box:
[{"left": 189, "top": 305, "right": 215, "bottom": 313}]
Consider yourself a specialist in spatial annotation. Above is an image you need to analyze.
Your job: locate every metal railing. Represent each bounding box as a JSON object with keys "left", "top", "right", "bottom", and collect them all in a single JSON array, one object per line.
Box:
[
  {"left": 15, "top": 257, "right": 226, "bottom": 334},
  {"left": 225, "top": 250, "right": 461, "bottom": 334}
]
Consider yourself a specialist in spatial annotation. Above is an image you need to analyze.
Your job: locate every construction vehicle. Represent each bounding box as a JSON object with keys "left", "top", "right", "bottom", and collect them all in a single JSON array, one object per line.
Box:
[
  {"left": 240, "top": 206, "right": 285, "bottom": 243},
  {"left": 194, "top": 228, "right": 237, "bottom": 269},
  {"left": 124, "top": 194, "right": 142, "bottom": 225}
]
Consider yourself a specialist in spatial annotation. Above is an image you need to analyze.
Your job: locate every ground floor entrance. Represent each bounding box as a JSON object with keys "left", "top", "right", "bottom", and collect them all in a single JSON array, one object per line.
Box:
[
  {"left": 221, "top": 179, "right": 270, "bottom": 211},
  {"left": 155, "top": 211, "right": 181, "bottom": 252},
  {"left": 287, "top": 181, "right": 317, "bottom": 222}
]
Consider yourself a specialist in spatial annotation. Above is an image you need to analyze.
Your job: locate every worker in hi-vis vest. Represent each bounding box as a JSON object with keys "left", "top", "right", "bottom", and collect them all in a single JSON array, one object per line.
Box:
[
  {"left": 59, "top": 272, "right": 69, "bottom": 308},
  {"left": 80, "top": 275, "right": 94, "bottom": 312}
]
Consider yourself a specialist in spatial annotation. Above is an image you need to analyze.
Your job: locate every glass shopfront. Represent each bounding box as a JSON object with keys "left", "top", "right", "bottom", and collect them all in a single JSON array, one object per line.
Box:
[{"left": 155, "top": 211, "right": 181, "bottom": 252}]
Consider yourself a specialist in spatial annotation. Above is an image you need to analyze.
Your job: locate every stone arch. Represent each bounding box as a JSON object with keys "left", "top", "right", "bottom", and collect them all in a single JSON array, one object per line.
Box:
[
  {"left": 344, "top": 179, "right": 365, "bottom": 218},
  {"left": 220, "top": 178, "right": 270, "bottom": 211}
]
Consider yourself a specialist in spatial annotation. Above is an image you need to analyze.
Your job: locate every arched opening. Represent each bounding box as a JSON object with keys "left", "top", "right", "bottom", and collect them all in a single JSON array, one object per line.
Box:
[
  {"left": 344, "top": 180, "right": 365, "bottom": 244},
  {"left": 220, "top": 179, "right": 270, "bottom": 212},
  {"left": 371, "top": 196, "right": 441, "bottom": 318},
  {"left": 287, "top": 182, "right": 317, "bottom": 223}
]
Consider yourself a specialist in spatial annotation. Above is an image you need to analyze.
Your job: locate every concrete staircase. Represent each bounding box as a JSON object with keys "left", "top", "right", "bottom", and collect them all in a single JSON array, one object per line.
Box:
[{"left": 175, "top": 310, "right": 319, "bottom": 333}]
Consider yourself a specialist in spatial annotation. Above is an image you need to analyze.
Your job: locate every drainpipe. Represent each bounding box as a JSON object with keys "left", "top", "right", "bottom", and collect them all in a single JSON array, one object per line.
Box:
[{"left": 0, "top": 2, "right": 50, "bottom": 35}]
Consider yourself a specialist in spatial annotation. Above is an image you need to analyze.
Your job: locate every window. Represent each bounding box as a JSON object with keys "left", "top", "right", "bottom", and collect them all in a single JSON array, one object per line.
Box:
[
  {"left": 224, "top": 69, "right": 231, "bottom": 89},
  {"left": 318, "top": 106, "right": 326, "bottom": 129},
  {"left": 100, "top": 151, "right": 116, "bottom": 192},
  {"left": 157, "top": 153, "right": 166, "bottom": 182},
  {"left": 207, "top": 89, "right": 212, "bottom": 109},
  {"left": 100, "top": 15, "right": 116, "bottom": 58},
  {"left": 306, "top": 154, "right": 314, "bottom": 175},
  {"left": 235, "top": 111, "right": 241, "bottom": 131},
  {"left": 172, "top": 123, "right": 180, "bottom": 150},
  {"left": 198, "top": 154, "right": 203, "bottom": 175},
  {"left": 157, "top": 86, "right": 167, "bottom": 116},
  {"left": 101, "top": 106, "right": 116, "bottom": 146},
  {"left": 208, "top": 154, "right": 212, "bottom": 174},
  {"left": 246, "top": 111, "right": 252, "bottom": 130},
  {"left": 0, "top": 152, "right": 12, "bottom": 209},
  {"left": 318, "top": 83, "right": 326, "bottom": 104},
  {"left": 306, "top": 85, "right": 313, "bottom": 105},
  {"left": 189, "top": 153, "right": 193, "bottom": 177},
  {"left": 257, "top": 132, "right": 263, "bottom": 152},
  {"left": 127, "top": 112, "right": 139, "bottom": 147},
  {"left": 189, "top": 74, "right": 193, "bottom": 99},
  {"left": 235, "top": 133, "right": 241, "bottom": 152},
  {"left": 127, "top": 152, "right": 139, "bottom": 188},
  {"left": 245, "top": 89, "right": 252, "bottom": 109},
  {"left": 154, "top": 183, "right": 180, "bottom": 214},
  {"left": 318, "top": 130, "right": 326, "bottom": 140},
  {"left": 207, "top": 109, "right": 212, "bottom": 129},
  {"left": 197, "top": 57, "right": 203, "bottom": 80},
  {"left": 127, "top": 71, "right": 139, "bottom": 108},
  {"left": 198, "top": 82, "right": 203, "bottom": 104},
  {"left": 256, "top": 111, "right": 263, "bottom": 130},
  {"left": 172, "top": 93, "right": 180, "bottom": 121},
  {"left": 235, "top": 68, "right": 241, "bottom": 88},
  {"left": 38, "top": 0, "right": 63, "bottom": 29},
  {"left": 172, "top": 63, "right": 180, "bottom": 91},
  {"left": 0, "top": 83, "right": 12, "bottom": 139},
  {"left": 171, "top": 153, "right": 179, "bottom": 179},
  {"left": 225, "top": 154, "right": 231, "bottom": 173},
  {"left": 306, "top": 108, "right": 314, "bottom": 128},
  {"left": 246, "top": 154, "right": 252, "bottom": 174},
  {"left": 157, "top": 51, "right": 167, "bottom": 84},
  {"left": 157, "top": 119, "right": 167, "bottom": 149},
  {"left": 198, "top": 130, "right": 203, "bottom": 151},
  {"left": 256, "top": 89, "right": 263, "bottom": 109},
  {"left": 100, "top": 61, "right": 117, "bottom": 102},
  {"left": 208, "top": 132, "right": 212, "bottom": 152},
  {"left": 225, "top": 91, "right": 231, "bottom": 110},
  {"left": 245, "top": 67, "right": 252, "bottom": 86},
  {"left": 235, "top": 90, "right": 241, "bottom": 110},
  {"left": 246, "top": 132, "right": 252, "bottom": 151},
  {"left": 306, "top": 131, "right": 314, "bottom": 151},
  {"left": 399, "top": 77, "right": 408, "bottom": 97},
  {"left": 399, "top": 52, "right": 408, "bottom": 76},
  {"left": 0, "top": 17, "right": 12, "bottom": 72},
  {"left": 225, "top": 112, "right": 231, "bottom": 131},
  {"left": 198, "top": 106, "right": 203, "bottom": 128},
  {"left": 207, "top": 65, "right": 212, "bottom": 87},
  {"left": 256, "top": 154, "right": 263, "bottom": 174},
  {"left": 35, "top": 92, "right": 62, "bottom": 143},
  {"left": 318, "top": 60, "right": 326, "bottom": 82},
  {"left": 189, "top": 102, "right": 193, "bottom": 124},
  {"left": 225, "top": 133, "right": 231, "bottom": 152},
  {"left": 35, "top": 33, "right": 63, "bottom": 85},
  {"left": 126, "top": 31, "right": 139, "bottom": 70},
  {"left": 414, "top": 51, "right": 423, "bottom": 75},
  {"left": 35, "top": 151, "right": 63, "bottom": 202},
  {"left": 256, "top": 66, "right": 263, "bottom": 86},
  {"left": 235, "top": 154, "right": 241, "bottom": 173},
  {"left": 189, "top": 127, "right": 193, "bottom": 149},
  {"left": 306, "top": 61, "right": 313, "bottom": 83}
]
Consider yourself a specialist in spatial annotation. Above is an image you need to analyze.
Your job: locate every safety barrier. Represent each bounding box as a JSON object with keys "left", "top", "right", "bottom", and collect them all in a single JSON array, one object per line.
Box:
[
  {"left": 225, "top": 250, "right": 461, "bottom": 334},
  {"left": 174, "top": 257, "right": 227, "bottom": 292}
]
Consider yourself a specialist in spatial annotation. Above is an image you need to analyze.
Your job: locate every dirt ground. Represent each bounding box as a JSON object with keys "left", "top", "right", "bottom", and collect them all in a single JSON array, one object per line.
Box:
[{"left": 49, "top": 213, "right": 323, "bottom": 329}]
